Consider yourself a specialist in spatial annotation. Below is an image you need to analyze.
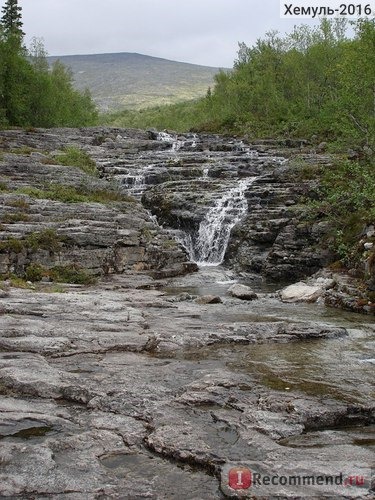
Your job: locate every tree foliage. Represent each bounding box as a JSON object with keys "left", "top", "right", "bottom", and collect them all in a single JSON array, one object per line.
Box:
[
  {"left": 0, "top": 0, "right": 97, "bottom": 127},
  {"left": 108, "top": 19, "right": 374, "bottom": 149},
  {"left": 202, "top": 18, "right": 375, "bottom": 147}
]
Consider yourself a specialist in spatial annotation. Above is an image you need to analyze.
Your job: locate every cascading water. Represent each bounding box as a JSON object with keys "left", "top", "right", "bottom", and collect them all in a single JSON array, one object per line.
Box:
[
  {"left": 182, "top": 177, "right": 257, "bottom": 266},
  {"left": 120, "top": 164, "right": 157, "bottom": 196},
  {"left": 157, "top": 131, "right": 185, "bottom": 151},
  {"left": 116, "top": 132, "right": 258, "bottom": 267}
]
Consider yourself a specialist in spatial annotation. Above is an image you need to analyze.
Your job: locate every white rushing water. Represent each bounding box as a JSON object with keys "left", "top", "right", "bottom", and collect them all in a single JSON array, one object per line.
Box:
[
  {"left": 182, "top": 177, "right": 257, "bottom": 266},
  {"left": 121, "top": 164, "right": 155, "bottom": 196},
  {"left": 157, "top": 131, "right": 185, "bottom": 151}
]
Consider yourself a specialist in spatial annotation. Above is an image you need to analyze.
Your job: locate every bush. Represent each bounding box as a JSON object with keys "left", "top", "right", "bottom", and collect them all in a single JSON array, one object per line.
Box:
[
  {"left": 16, "top": 184, "right": 134, "bottom": 204},
  {"left": 25, "top": 263, "right": 45, "bottom": 282},
  {"left": 49, "top": 265, "right": 95, "bottom": 285},
  {"left": 26, "top": 228, "right": 63, "bottom": 252}
]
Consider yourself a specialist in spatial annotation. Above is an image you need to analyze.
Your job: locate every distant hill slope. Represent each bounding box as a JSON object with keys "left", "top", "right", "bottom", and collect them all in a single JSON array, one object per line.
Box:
[{"left": 47, "top": 52, "right": 224, "bottom": 112}]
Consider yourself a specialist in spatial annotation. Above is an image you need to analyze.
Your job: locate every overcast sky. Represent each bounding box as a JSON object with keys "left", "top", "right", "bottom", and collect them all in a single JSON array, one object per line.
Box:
[{"left": 16, "top": 0, "right": 318, "bottom": 67}]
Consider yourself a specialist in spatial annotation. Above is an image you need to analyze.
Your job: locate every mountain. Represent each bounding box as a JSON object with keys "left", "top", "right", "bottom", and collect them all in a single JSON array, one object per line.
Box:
[{"left": 47, "top": 52, "right": 224, "bottom": 113}]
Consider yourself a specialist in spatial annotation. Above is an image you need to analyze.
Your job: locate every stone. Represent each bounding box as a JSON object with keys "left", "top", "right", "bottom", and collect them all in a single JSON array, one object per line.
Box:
[
  {"left": 30, "top": 151, "right": 48, "bottom": 161},
  {"left": 280, "top": 282, "right": 323, "bottom": 303},
  {"left": 364, "top": 242, "right": 373, "bottom": 250},
  {"left": 0, "top": 127, "right": 190, "bottom": 280},
  {"left": 0, "top": 127, "right": 373, "bottom": 498},
  {"left": 228, "top": 283, "right": 258, "bottom": 300},
  {"left": 195, "top": 295, "right": 222, "bottom": 304}
]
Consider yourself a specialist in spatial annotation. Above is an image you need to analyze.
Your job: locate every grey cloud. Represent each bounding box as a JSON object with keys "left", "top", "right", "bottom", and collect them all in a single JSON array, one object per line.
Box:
[{"left": 17, "top": 0, "right": 318, "bottom": 67}]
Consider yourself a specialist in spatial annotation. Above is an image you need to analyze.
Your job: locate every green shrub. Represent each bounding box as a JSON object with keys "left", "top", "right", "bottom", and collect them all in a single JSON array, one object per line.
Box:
[
  {"left": 16, "top": 183, "right": 133, "bottom": 204},
  {"left": 26, "top": 229, "right": 63, "bottom": 252},
  {"left": 49, "top": 265, "right": 95, "bottom": 285},
  {"left": 25, "top": 263, "right": 95, "bottom": 285},
  {"left": 0, "top": 238, "right": 25, "bottom": 253},
  {"left": 25, "top": 263, "right": 45, "bottom": 282},
  {"left": 0, "top": 229, "right": 65, "bottom": 254}
]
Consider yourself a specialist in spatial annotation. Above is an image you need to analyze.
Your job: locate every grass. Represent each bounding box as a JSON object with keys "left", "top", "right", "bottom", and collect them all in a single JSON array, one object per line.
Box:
[
  {"left": 1, "top": 212, "right": 30, "bottom": 223},
  {"left": 56, "top": 146, "right": 98, "bottom": 176},
  {"left": 101, "top": 99, "right": 206, "bottom": 133},
  {"left": 7, "top": 276, "right": 34, "bottom": 289},
  {"left": 0, "top": 181, "right": 8, "bottom": 191},
  {"left": 8, "top": 199, "right": 30, "bottom": 209},
  {"left": 26, "top": 229, "right": 65, "bottom": 252},
  {"left": 0, "top": 229, "right": 66, "bottom": 254},
  {"left": 15, "top": 183, "right": 134, "bottom": 204},
  {"left": 25, "top": 263, "right": 95, "bottom": 285},
  {"left": 50, "top": 265, "right": 96, "bottom": 285},
  {"left": 8, "top": 146, "right": 37, "bottom": 155},
  {"left": 287, "top": 157, "right": 325, "bottom": 181}
]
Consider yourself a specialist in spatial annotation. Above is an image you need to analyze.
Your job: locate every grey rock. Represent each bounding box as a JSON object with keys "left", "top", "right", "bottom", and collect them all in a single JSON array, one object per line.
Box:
[
  {"left": 0, "top": 127, "right": 373, "bottom": 498},
  {"left": 195, "top": 294, "right": 222, "bottom": 304},
  {"left": 280, "top": 282, "right": 323, "bottom": 303},
  {"left": 228, "top": 283, "right": 258, "bottom": 300}
]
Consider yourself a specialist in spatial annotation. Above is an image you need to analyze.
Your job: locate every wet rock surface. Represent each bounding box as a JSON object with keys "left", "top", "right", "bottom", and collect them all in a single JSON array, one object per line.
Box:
[
  {"left": 0, "top": 270, "right": 374, "bottom": 498},
  {"left": 0, "top": 128, "right": 189, "bottom": 279},
  {"left": 0, "top": 128, "right": 374, "bottom": 498}
]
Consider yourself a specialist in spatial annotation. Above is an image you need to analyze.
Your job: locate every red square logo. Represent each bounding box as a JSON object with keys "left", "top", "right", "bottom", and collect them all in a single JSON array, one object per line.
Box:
[{"left": 228, "top": 467, "right": 252, "bottom": 490}]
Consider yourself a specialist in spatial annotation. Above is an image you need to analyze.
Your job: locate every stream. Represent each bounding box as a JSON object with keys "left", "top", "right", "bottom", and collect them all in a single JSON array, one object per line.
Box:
[
  {"left": 0, "top": 127, "right": 373, "bottom": 498},
  {"left": 119, "top": 131, "right": 375, "bottom": 496}
]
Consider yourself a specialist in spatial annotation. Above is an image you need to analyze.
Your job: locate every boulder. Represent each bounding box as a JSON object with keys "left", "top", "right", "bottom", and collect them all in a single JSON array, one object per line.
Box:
[
  {"left": 195, "top": 295, "right": 222, "bottom": 304},
  {"left": 228, "top": 284, "right": 258, "bottom": 301},
  {"left": 280, "top": 282, "right": 323, "bottom": 303}
]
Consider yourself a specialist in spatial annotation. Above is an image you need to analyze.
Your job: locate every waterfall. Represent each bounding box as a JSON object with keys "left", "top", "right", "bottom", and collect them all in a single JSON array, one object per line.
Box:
[
  {"left": 184, "top": 177, "right": 257, "bottom": 266},
  {"left": 120, "top": 164, "right": 155, "bottom": 196},
  {"left": 157, "top": 131, "right": 185, "bottom": 151}
]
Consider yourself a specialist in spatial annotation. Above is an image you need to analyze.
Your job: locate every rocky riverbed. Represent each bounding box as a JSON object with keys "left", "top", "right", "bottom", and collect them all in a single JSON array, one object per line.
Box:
[{"left": 0, "top": 128, "right": 374, "bottom": 498}]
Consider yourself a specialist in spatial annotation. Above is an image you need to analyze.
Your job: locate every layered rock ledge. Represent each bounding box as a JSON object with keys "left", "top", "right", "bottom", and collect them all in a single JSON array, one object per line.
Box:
[{"left": 0, "top": 128, "right": 374, "bottom": 498}]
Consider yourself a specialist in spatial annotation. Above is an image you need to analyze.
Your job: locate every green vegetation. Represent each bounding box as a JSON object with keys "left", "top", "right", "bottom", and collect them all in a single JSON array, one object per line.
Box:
[
  {"left": 104, "top": 18, "right": 375, "bottom": 272},
  {"left": 26, "top": 228, "right": 65, "bottom": 252},
  {"left": 0, "top": 237, "right": 24, "bottom": 253},
  {"left": 25, "top": 263, "right": 95, "bottom": 285},
  {"left": 0, "top": 229, "right": 65, "bottom": 253},
  {"left": 56, "top": 147, "right": 98, "bottom": 176},
  {"left": 313, "top": 159, "right": 375, "bottom": 265},
  {"left": 0, "top": 0, "right": 97, "bottom": 127},
  {"left": 15, "top": 183, "right": 133, "bottom": 204},
  {"left": 8, "top": 198, "right": 29, "bottom": 209},
  {"left": 105, "top": 100, "right": 207, "bottom": 132},
  {"left": 105, "top": 18, "right": 374, "bottom": 151},
  {"left": 24, "top": 263, "right": 44, "bottom": 282},
  {"left": 49, "top": 265, "right": 95, "bottom": 285},
  {"left": 50, "top": 52, "right": 220, "bottom": 112},
  {"left": 1, "top": 211, "right": 29, "bottom": 223}
]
